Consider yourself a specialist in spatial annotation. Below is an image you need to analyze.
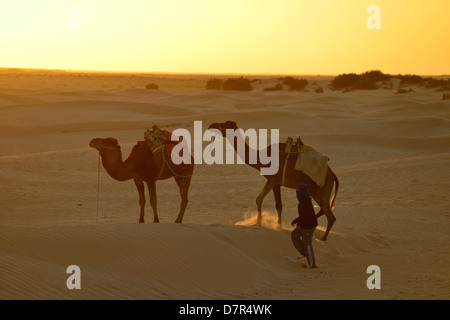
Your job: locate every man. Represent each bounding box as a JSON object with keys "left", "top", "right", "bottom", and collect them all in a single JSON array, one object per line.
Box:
[{"left": 290, "top": 183, "right": 318, "bottom": 268}]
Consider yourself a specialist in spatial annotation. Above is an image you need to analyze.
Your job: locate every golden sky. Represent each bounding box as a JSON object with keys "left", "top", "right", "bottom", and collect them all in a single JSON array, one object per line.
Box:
[{"left": 1, "top": 0, "right": 449, "bottom": 75}]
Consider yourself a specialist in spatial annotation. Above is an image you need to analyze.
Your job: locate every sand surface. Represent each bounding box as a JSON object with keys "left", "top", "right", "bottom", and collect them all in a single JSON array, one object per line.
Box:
[{"left": 1, "top": 70, "right": 449, "bottom": 299}]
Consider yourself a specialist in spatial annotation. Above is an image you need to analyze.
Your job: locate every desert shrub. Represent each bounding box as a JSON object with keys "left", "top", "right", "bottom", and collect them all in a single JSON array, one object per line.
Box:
[
  {"left": 145, "top": 83, "right": 159, "bottom": 90},
  {"left": 331, "top": 70, "right": 389, "bottom": 90},
  {"left": 264, "top": 83, "right": 283, "bottom": 92},
  {"left": 332, "top": 71, "right": 449, "bottom": 92},
  {"left": 396, "top": 75, "right": 450, "bottom": 91},
  {"left": 281, "top": 76, "right": 294, "bottom": 84},
  {"left": 281, "top": 77, "right": 308, "bottom": 91},
  {"left": 288, "top": 79, "right": 308, "bottom": 91},
  {"left": 397, "top": 74, "right": 423, "bottom": 87},
  {"left": 315, "top": 87, "right": 324, "bottom": 93},
  {"left": 361, "top": 70, "right": 392, "bottom": 82},
  {"left": 222, "top": 77, "right": 253, "bottom": 91},
  {"left": 206, "top": 78, "right": 223, "bottom": 90},
  {"left": 330, "top": 73, "right": 360, "bottom": 90},
  {"left": 353, "top": 76, "right": 378, "bottom": 90},
  {"left": 424, "top": 77, "right": 450, "bottom": 90}
]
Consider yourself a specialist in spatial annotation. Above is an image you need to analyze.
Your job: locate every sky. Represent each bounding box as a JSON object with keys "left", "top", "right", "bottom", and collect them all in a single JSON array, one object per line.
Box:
[{"left": 1, "top": 0, "right": 449, "bottom": 75}]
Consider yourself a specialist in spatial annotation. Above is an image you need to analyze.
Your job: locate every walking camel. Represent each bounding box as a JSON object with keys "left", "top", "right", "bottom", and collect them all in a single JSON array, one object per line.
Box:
[
  {"left": 208, "top": 121, "right": 339, "bottom": 240},
  {"left": 89, "top": 137, "right": 194, "bottom": 223}
]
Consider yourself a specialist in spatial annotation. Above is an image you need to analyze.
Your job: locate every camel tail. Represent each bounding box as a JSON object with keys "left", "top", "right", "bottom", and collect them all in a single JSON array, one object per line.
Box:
[{"left": 330, "top": 170, "right": 339, "bottom": 210}]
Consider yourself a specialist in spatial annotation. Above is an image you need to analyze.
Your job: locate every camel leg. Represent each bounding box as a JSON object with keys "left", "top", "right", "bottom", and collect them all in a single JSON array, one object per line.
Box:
[
  {"left": 174, "top": 177, "right": 191, "bottom": 223},
  {"left": 134, "top": 179, "right": 146, "bottom": 223},
  {"left": 255, "top": 178, "right": 275, "bottom": 226},
  {"left": 147, "top": 180, "right": 159, "bottom": 223},
  {"left": 272, "top": 185, "right": 282, "bottom": 228},
  {"left": 316, "top": 209, "right": 325, "bottom": 219},
  {"left": 318, "top": 204, "right": 336, "bottom": 241}
]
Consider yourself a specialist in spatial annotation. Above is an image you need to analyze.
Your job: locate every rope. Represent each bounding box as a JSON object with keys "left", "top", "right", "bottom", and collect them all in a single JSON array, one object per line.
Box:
[
  {"left": 96, "top": 155, "right": 100, "bottom": 224},
  {"left": 152, "top": 133, "right": 194, "bottom": 178}
]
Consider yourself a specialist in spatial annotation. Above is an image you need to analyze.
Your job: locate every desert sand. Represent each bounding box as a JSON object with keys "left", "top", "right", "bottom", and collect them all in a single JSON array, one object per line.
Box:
[{"left": 0, "top": 70, "right": 449, "bottom": 300}]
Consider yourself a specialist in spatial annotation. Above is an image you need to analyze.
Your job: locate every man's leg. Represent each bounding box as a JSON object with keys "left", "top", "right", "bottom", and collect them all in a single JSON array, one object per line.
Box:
[
  {"left": 291, "top": 226, "right": 306, "bottom": 257},
  {"left": 301, "top": 228, "right": 317, "bottom": 268}
]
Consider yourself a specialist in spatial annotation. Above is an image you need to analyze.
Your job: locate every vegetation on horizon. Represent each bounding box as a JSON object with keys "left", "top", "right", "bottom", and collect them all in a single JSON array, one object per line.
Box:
[
  {"left": 206, "top": 76, "right": 252, "bottom": 91},
  {"left": 281, "top": 76, "right": 308, "bottom": 91},
  {"left": 145, "top": 83, "right": 159, "bottom": 90},
  {"left": 330, "top": 70, "right": 450, "bottom": 91}
]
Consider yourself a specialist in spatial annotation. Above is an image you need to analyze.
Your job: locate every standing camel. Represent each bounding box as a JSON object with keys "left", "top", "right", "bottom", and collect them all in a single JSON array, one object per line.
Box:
[
  {"left": 89, "top": 137, "right": 194, "bottom": 223},
  {"left": 208, "top": 121, "right": 339, "bottom": 240}
]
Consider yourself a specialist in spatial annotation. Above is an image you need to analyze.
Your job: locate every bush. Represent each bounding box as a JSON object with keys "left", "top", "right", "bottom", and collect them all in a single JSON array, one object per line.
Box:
[
  {"left": 353, "top": 76, "right": 378, "bottom": 90},
  {"left": 396, "top": 75, "right": 450, "bottom": 91},
  {"left": 281, "top": 77, "right": 308, "bottom": 91},
  {"left": 424, "top": 77, "right": 450, "bottom": 90},
  {"left": 361, "top": 70, "right": 391, "bottom": 82},
  {"left": 205, "top": 78, "right": 223, "bottom": 90},
  {"left": 331, "top": 71, "right": 449, "bottom": 92},
  {"left": 330, "top": 73, "right": 360, "bottom": 90},
  {"left": 330, "top": 70, "right": 389, "bottom": 90},
  {"left": 264, "top": 83, "right": 283, "bottom": 92},
  {"left": 222, "top": 77, "right": 253, "bottom": 91},
  {"left": 397, "top": 74, "right": 423, "bottom": 87},
  {"left": 145, "top": 83, "right": 159, "bottom": 90},
  {"left": 315, "top": 87, "right": 324, "bottom": 93}
]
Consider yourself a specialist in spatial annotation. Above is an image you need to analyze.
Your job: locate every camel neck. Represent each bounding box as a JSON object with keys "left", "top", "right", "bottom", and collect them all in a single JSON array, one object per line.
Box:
[
  {"left": 225, "top": 128, "right": 262, "bottom": 172},
  {"left": 99, "top": 149, "right": 133, "bottom": 181}
]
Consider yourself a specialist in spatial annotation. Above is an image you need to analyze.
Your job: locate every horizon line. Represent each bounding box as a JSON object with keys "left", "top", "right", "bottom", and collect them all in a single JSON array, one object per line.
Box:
[{"left": 0, "top": 66, "right": 448, "bottom": 78}]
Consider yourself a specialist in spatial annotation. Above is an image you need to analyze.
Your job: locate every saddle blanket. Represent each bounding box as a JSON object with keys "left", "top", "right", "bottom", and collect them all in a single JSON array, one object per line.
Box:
[{"left": 294, "top": 145, "right": 329, "bottom": 187}]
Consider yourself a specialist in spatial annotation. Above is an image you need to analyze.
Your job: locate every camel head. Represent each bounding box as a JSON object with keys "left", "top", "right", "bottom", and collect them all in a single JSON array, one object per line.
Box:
[
  {"left": 89, "top": 137, "right": 121, "bottom": 152},
  {"left": 208, "top": 121, "right": 238, "bottom": 136}
]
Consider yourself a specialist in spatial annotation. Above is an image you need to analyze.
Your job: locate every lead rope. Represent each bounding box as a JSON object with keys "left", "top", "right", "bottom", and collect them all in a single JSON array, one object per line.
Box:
[{"left": 96, "top": 155, "right": 101, "bottom": 224}]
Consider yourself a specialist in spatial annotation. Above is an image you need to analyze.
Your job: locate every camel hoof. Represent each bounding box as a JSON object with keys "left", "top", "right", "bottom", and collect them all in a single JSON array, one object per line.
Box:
[
  {"left": 174, "top": 220, "right": 182, "bottom": 223},
  {"left": 154, "top": 220, "right": 160, "bottom": 223},
  {"left": 320, "top": 237, "right": 327, "bottom": 241},
  {"left": 138, "top": 219, "right": 144, "bottom": 223}
]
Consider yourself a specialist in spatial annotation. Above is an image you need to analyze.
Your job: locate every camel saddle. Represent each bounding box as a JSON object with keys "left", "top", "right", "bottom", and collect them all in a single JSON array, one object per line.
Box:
[
  {"left": 282, "top": 137, "right": 330, "bottom": 187},
  {"left": 144, "top": 125, "right": 177, "bottom": 154},
  {"left": 144, "top": 125, "right": 191, "bottom": 179}
]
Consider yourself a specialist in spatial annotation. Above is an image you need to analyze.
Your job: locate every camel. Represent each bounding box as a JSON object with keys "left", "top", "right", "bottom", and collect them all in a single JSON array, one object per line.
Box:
[
  {"left": 89, "top": 137, "right": 194, "bottom": 223},
  {"left": 208, "top": 121, "right": 339, "bottom": 240}
]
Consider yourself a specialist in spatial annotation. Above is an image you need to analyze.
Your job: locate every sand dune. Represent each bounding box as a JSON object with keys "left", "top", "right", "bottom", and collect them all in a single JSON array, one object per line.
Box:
[
  {"left": 1, "top": 72, "right": 449, "bottom": 299},
  {"left": 0, "top": 222, "right": 401, "bottom": 300}
]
